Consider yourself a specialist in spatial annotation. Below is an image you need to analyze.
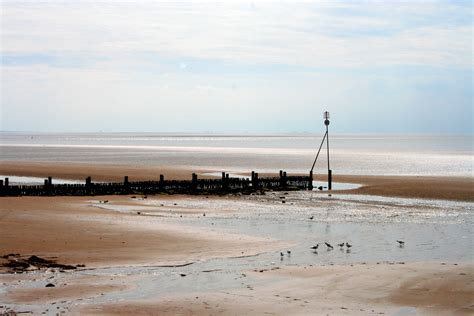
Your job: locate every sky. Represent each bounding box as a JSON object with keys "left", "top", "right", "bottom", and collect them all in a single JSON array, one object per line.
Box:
[{"left": 0, "top": 0, "right": 472, "bottom": 134}]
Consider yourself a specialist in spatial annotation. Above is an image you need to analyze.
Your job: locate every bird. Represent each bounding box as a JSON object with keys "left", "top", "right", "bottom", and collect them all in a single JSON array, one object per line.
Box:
[
  {"left": 308, "top": 216, "right": 314, "bottom": 220},
  {"left": 287, "top": 250, "right": 291, "bottom": 255},
  {"left": 337, "top": 243, "right": 345, "bottom": 248},
  {"left": 280, "top": 252, "right": 284, "bottom": 257},
  {"left": 397, "top": 240, "right": 405, "bottom": 247},
  {"left": 345, "top": 242, "right": 352, "bottom": 248},
  {"left": 325, "top": 242, "right": 333, "bottom": 249},
  {"left": 310, "top": 244, "right": 319, "bottom": 250}
]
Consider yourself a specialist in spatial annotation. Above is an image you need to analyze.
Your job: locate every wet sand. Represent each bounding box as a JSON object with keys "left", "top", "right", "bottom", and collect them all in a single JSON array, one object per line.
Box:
[
  {"left": 1, "top": 162, "right": 473, "bottom": 315},
  {"left": 317, "top": 174, "right": 474, "bottom": 202},
  {"left": 0, "top": 196, "right": 284, "bottom": 269},
  {"left": 76, "top": 262, "right": 473, "bottom": 315},
  {"left": 1, "top": 160, "right": 473, "bottom": 201}
]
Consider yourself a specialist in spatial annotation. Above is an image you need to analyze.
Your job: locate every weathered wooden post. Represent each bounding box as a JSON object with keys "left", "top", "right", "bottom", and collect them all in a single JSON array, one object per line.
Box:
[
  {"left": 225, "top": 173, "right": 230, "bottom": 190},
  {"left": 192, "top": 173, "right": 198, "bottom": 191},
  {"left": 124, "top": 176, "right": 129, "bottom": 193},
  {"left": 283, "top": 171, "right": 287, "bottom": 188},
  {"left": 4, "top": 178, "right": 9, "bottom": 187},
  {"left": 85, "top": 176, "right": 91, "bottom": 194},
  {"left": 252, "top": 172, "right": 259, "bottom": 189},
  {"left": 221, "top": 172, "right": 227, "bottom": 190},
  {"left": 159, "top": 174, "right": 164, "bottom": 190},
  {"left": 309, "top": 170, "right": 313, "bottom": 190}
]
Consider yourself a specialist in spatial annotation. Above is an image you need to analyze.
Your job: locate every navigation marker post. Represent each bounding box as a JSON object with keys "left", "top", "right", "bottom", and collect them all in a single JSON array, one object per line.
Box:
[{"left": 310, "top": 111, "right": 332, "bottom": 191}]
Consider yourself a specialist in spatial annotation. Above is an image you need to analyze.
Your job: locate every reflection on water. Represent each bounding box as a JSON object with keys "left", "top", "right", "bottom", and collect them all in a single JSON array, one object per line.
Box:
[
  {"left": 0, "top": 175, "right": 85, "bottom": 185},
  {"left": 1, "top": 133, "right": 472, "bottom": 177},
  {"left": 85, "top": 192, "right": 473, "bottom": 302}
]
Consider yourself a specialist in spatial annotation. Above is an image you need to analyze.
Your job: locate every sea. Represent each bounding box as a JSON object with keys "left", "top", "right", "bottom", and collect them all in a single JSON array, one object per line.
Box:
[{"left": 0, "top": 132, "right": 472, "bottom": 178}]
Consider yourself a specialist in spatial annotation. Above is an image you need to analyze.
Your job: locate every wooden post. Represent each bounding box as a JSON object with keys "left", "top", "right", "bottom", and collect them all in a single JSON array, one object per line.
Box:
[
  {"left": 222, "top": 172, "right": 227, "bottom": 190},
  {"left": 0, "top": 180, "right": 3, "bottom": 187},
  {"left": 309, "top": 170, "right": 313, "bottom": 190},
  {"left": 253, "top": 172, "right": 259, "bottom": 189},
  {"left": 192, "top": 173, "right": 198, "bottom": 191},
  {"left": 48, "top": 176, "right": 52, "bottom": 186},
  {"left": 124, "top": 176, "right": 129, "bottom": 193},
  {"left": 328, "top": 169, "right": 332, "bottom": 190},
  {"left": 159, "top": 174, "right": 164, "bottom": 190},
  {"left": 4, "top": 178, "right": 9, "bottom": 187}
]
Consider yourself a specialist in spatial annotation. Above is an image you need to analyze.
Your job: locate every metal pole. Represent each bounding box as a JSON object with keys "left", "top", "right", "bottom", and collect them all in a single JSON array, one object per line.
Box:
[
  {"left": 310, "top": 131, "right": 327, "bottom": 172},
  {"left": 326, "top": 124, "right": 331, "bottom": 190},
  {"left": 326, "top": 124, "right": 329, "bottom": 172}
]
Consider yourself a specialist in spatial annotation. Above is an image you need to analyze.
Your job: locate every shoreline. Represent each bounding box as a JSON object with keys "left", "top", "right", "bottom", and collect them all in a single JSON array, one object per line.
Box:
[
  {"left": 1, "top": 190, "right": 472, "bottom": 315},
  {"left": 1, "top": 161, "right": 473, "bottom": 201}
]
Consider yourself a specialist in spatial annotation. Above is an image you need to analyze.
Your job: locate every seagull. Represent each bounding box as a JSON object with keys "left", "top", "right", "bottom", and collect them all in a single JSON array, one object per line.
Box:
[
  {"left": 397, "top": 240, "right": 405, "bottom": 247},
  {"left": 310, "top": 244, "right": 319, "bottom": 250},
  {"left": 309, "top": 216, "right": 314, "bottom": 220},
  {"left": 337, "top": 243, "right": 345, "bottom": 248},
  {"left": 325, "top": 242, "right": 333, "bottom": 249},
  {"left": 345, "top": 242, "right": 352, "bottom": 248}
]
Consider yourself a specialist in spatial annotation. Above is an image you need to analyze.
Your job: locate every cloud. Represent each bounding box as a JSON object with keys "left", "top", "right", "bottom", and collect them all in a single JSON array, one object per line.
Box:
[
  {"left": 1, "top": 0, "right": 471, "bottom": 69},
  {"left": 1, "top": 0, "right": 472, "bottom": 133}
]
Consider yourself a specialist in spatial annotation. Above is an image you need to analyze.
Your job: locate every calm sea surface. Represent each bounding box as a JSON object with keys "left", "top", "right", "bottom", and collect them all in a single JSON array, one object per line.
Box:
[{"left": 0, "top": 133, "right": 472, "bottom": 177}]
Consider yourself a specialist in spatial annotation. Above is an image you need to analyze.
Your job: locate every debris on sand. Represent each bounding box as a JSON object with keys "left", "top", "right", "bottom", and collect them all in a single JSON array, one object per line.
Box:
[{"left": 0, "top": 254, "right": 82, "bottom": 273}]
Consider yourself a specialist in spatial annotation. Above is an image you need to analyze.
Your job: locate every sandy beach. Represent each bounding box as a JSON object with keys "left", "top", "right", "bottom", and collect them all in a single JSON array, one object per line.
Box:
[{"left": 1, "top": 162, "right": 473, "bottom": 315}]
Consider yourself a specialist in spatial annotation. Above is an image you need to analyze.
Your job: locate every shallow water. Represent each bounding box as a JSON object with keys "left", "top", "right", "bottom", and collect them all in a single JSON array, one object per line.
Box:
[
  {"left": 2, "top": 192, "right": 473, "bottom": 314},
  {"left": 0, "top": 175, "right": 86, "bottom": 185}
]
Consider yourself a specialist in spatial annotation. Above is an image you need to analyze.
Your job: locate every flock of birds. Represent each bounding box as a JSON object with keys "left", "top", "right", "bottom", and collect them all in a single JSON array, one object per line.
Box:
[
  {"left": 285, "top": 215, "right": 407, "bottom": 257},
  {"left": 279, "top": 240, "right": 405, "bottom": 258},
  {"left": 309, "top": 241, "right": 352, "bottom": 251}
]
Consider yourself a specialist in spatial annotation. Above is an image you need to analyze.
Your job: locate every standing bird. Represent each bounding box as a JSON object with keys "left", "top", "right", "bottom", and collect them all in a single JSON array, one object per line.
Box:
[
  {"left": 287, "top": 250, "right": 291, "bottom": 255},
  {"left": 310, "top": 244, "right": 319, "bottom": 250},
  {"left": 308, "top": 216, "right": 314, "bottom": 220},
  {"left": 325, "top": 242, "right": 333, "bottom": 249},
  {"left": 280, "top": 252, "right": 284, "bottom": 257},
  {"left": 397, "top": 240, "right": 405, "bottom": 247},
  {"left": 337, "top": 243, "right": 345, "bottom": 248},
  {"left": 345, "top": 242, "right": 352, "bottom": 248}
]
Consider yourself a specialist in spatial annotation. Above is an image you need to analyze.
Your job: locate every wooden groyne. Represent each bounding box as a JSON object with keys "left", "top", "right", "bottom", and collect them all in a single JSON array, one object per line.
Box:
[{"left": 0, "top": 170, "right": 314, "bottom": 196}]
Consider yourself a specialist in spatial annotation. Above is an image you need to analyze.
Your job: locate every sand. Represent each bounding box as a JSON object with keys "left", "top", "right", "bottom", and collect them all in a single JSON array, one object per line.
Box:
[
  {"left": 315, "top": 174, "right": 474, "bottom": 202},
  {"left": 74, "top": 262, "right": 474, "bottom": 315},
  {"left": 1, "top": 160, "right": 473, "bottom": 201},
  {"left": 0, "top": 196, "right": 285, "bottom": 269},
  {"left": 1, "top": 162, "right": 473, "bottom": 315}
]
